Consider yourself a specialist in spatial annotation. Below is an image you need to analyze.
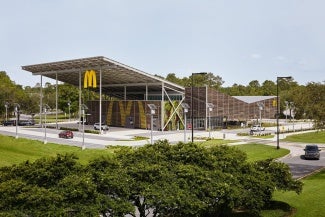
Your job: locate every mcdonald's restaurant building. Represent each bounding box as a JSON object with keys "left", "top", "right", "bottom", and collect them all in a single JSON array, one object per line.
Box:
[{"left": 22, "top": 56, "right": 277, "bottom": 131}]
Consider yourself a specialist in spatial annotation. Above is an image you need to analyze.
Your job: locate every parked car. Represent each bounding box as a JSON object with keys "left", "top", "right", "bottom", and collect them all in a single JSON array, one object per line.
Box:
[
  {"left": 250, "top": 124, "right": 265, "bottom": 132},
  {"left": 18, "top": 120, "right": 35, "bottom": 126},
  {"left": 2, "top": 120, "right": 15, "bottom": 126},
  {"left": 93, "top": 123, "right": 109, "bottom": 131},
  {"left": 304, "top": 144, "right": 320, "bottom": 160},
  {"left": 59, "top": 130, "right": 74, "bottom": 139}
]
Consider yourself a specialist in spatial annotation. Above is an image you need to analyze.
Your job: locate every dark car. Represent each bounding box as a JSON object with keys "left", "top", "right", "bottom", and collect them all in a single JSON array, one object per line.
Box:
[
  {"left": 304, "top": 144, "right": 321, "bottom": 160},
  {"left": 2, "top": 120, "right": 16, "bottom": 126},
  {"left": 59, "top": 130, "right": 74, "bottom": 139}
]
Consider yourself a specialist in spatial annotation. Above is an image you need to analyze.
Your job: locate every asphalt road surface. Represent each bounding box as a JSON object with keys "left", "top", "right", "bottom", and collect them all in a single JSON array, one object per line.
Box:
[{"left": 280, "top": 152, "right": 325, "bottom": 179}]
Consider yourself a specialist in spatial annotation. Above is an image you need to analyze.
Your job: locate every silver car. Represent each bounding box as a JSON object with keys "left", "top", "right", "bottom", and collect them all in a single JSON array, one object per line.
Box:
[{"left": 93, "top": 123, "right": 109, "bottom": 131}]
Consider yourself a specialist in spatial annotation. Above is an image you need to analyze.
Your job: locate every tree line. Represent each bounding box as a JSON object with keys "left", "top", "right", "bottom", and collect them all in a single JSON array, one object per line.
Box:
[
  {"left": 0, "top": 141, "right": 302, "bottom": 216},
  {"left": 0, "top": 71, "right": 324, "bottom": 128}
]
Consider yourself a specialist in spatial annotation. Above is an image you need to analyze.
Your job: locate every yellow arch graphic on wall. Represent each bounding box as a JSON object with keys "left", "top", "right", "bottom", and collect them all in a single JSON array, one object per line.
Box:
[
  {"left": 106, "top": 102, "right": 113, "bottom": 125},
  {"left": 138, "top": 101, "right": 147, "bottom": 129},
  {"left": 84, "top": 70, "right": 97, "bottom": 88},
  {"left": 119, "top": 101, "right": 133, "bottom": 126}
]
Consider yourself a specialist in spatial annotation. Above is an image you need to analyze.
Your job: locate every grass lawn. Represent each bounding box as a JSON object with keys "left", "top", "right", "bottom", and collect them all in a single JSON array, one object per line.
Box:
[
  {"left": 0, "top": 135, "right": 119, "bottom": 167},
  {"left": 262, "top": 169, "right": 325, "bottom": 217},
  {"left": 235, "top": 143, "right": 289, "bottom": 162},
  {"left": 199, "top": 140, "right": 289, "bottom": 162},
  {"left": 198, "top": 138, "right": 238, "bottom": 147},
  {"left": 0, "top": 136, "right": 287, "bottom": 167},
  {"left": 283, "top": 130, "right": 325, "bottom": 143}
]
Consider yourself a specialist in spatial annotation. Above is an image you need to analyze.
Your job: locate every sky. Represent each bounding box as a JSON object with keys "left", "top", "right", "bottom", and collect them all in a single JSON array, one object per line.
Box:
[{"left": 1, "top": 0, "right": 324, "bottom": 87}]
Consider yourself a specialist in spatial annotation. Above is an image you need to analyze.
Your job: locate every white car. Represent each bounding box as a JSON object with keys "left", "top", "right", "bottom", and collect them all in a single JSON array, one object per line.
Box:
[
  {"left": 250, "top": 125, "right": 265, "bottom": 132},
  {"left": 93, "top": 123, "right": 109, "bottom": 131}
]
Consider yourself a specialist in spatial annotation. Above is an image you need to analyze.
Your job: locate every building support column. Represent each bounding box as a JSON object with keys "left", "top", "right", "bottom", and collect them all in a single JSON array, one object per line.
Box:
[
  {"left": 55, "top": 73, "right": 58, "bottom": 129},
  {"left": 161, "top": 82, "right": 164, "bottom": 131},
  {"left": 39, "top": 75, "right": 43, "bottom": 126},
  {"left": 205, "top": 86, "right": 208, "bottom": 131},
  {"left": 124, "top": 85, "right": 127, "bottom": 100},
  {"left": 99, "top": 67, "right": 102, "bottom": 134},
  {"left": 79, "top": 71, "right": 82, "bottom": 130}
]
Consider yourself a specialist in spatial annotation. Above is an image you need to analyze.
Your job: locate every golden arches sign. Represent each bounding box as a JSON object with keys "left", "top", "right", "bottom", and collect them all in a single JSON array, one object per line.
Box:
[{"left": 84, "top": 70, "right": 97, "bottom": 88}]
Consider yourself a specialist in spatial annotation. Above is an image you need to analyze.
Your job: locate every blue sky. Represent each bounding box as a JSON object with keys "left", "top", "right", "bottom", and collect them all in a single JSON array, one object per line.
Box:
[{"left": 1, "top": 0, "right": 324, "bottom": 87}]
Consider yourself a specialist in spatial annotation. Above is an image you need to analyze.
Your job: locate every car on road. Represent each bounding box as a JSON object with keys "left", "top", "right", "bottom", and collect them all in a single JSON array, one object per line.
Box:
[
  {"left": 18, "top": 120, "right": 35, "bottom": 126},
  {"left": 304, "top": 144, "right": 320, "bottom": 160},
  {"left": 93, "top": 123, "right": 109, "bottom": 131},
  {"left": 58, "top": 130, "right": 74, "bottom": 139},
  {"left": 249, "top": 124, "right": 265, "bottom": 134},
  {"left": 250, "top": 124, "right": 265, "bottom": 132},
  {"left": 2, "top": 120, "right": 15, "bottom": 126}
]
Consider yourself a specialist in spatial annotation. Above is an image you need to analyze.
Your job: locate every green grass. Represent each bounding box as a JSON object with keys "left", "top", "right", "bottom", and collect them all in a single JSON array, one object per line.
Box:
[
  {"left": 198, "top": 140, "right": 289, "bottom": 162},
  {"left": 198, "top": 139, "right": 238, "bottom": 147},
  {"left": 0, "top": 136, "right": 286, "bottom": 167},
  {"left": 235, "top": 143, "right": 289, "bottom": 162},
  {"left": 263, "top": 169, "right": 325, "bottom": 217},
  {"left": 283, "top": 130, "right": 325, "bottom": 143},
  {"left": 0, "top": 135, "right": 117, "bottom": 167}
]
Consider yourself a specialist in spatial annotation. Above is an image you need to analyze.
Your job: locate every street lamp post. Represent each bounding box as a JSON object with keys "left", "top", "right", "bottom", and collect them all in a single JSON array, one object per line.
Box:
[
  {"left": 207, "top": 103, "right": 214, "bottom": 139},
  {"left": 81, "top": 104, "right": 88, "bottom": 150},
  {"left": 289, "top": 102, "right": 295, "bottom": 132},
  {"left": 257, "top": 102, "right": 264, "bottom": 133},
  {"left": 284, "top": 101, "right": 289, "bottom": 124},
  {"left": 276, "top": 76, "right": 292, "bottom": 149},
  {"left": 67, "top": 100, "right": 71, "bottom": 122},
  {"left": 147, "top": 104, "right": 157, "bottom": 144},
  {"left": 43, "top": 104, "right": 50, "bottom": 144},
  {"left": 14, "top": 103, "right": 20, "bottom": 139},
  {"left": 5, "top": 102, "right": 9, "bottom": 122},
  {"left": 181, "top": 103, "right": 190, "bottom": 143},
  {"left": 191, "top": 72, "right": 207, "bottom": 143}
]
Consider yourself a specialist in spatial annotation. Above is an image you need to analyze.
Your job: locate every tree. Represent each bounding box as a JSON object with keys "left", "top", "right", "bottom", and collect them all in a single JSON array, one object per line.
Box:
[
  {"left": 58, "top": 83, "right": 80, "bottom": 116},
  {"left": 247, "top": 80, "right": 261, "bottom": 95},
  {"left": 261, "top": 80, "right": 276, "bottom": 96},
  {"left": 0, "top": 143, "right": 302, "bottom": 216},
  {"left": 0, "top": 154, "right": 104, "bottom": 216},
  {"left": 113, "top": 141, "right": 301, "bottom": 217},
  {"left": 301, "top": 82, "right": 325, "bottom": 129}
]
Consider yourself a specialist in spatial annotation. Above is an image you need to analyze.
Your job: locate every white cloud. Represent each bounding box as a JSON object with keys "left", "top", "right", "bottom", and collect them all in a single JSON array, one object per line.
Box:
[
  {"left": 250, "top": 53, "right": 262, "bottom": 59},
  {"left": 275, "top": 56, "right": 286, "bottom": 61}
]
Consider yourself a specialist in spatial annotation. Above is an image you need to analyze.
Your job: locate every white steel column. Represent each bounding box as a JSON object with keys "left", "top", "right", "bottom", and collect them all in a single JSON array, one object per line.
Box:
[
  {"left": 161, "top": 82, "right": 164, "bottom": 131},
  {"left": 79, "top": 71, "right": 82, "bottom": 130},
  {"left": 39, "top": 75, "right": 43, "bottom": 125},
  {"left": 55, "top": 73, "right": 58, "bottom": 129},
  {"left": 124, "top": 86, "right": 127, "bottom": 100},
  {"left": 99, "top": 67, "right": 102, "bottom": 134},
  {"left": 205, "top": 86, "right": 208, "bottom": 131}
]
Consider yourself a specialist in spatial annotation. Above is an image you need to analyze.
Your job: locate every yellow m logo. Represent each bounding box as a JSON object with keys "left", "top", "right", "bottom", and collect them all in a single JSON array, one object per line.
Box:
[
  {"left": 84, "top": 70, "right": 97, "bottom": 88},
  {"left": 272, "top": 100, "right": 277, "bottom": 107}
]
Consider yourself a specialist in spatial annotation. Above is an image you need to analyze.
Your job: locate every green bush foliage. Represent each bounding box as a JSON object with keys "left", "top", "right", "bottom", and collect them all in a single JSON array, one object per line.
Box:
[{"left": 0, "top": 141, "right": 302, "bottom": 216}]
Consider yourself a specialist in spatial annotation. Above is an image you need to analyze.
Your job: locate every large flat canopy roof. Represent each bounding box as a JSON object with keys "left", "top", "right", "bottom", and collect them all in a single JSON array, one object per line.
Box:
[{"left": 22, "top": 56, "right": 184, "bottom": 99}]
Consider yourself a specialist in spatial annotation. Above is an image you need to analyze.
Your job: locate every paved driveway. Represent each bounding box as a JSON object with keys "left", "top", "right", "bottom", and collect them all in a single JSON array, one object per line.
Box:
[{"left": 279, "top": 150, "right": 325, "bottom": 179}]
